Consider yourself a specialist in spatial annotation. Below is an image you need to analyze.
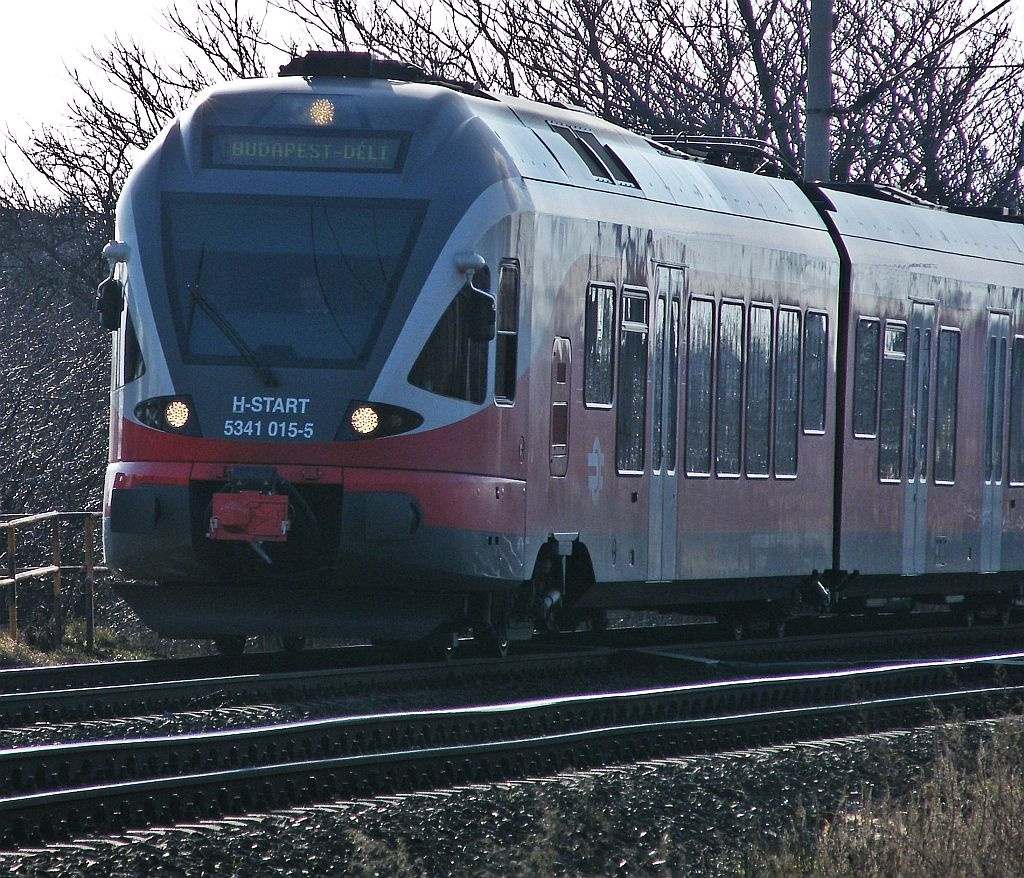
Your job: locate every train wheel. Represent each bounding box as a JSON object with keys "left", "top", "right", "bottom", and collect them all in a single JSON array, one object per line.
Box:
[
  {"left": 479, "top": 624, "right": 509, "bottom": 659},
  {"left": 213, "top": 636, "right": 247, "bottom": 656},
  {"left": 718, "top": 617, "right": 746, "bottom": 641},
  {"left": 951, "top": 605, "right": 976, "bottom": 628},
  {"left": 280, "top": 637, "right": 306, "bottom": 653}
]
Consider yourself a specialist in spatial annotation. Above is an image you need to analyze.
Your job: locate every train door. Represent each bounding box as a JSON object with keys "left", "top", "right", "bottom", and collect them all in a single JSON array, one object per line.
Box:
[
  {"left": 981, "top": 312, "right": 1010, "bottom": 571},
  {"left": 647, "top": 266, "right": 683, "bottom": 581},
  {"left": 902, "top": 301, "right": 935, "bottom": 573},
  {"left": 550, "top": 337, "right": 571, "bottom": 477}
]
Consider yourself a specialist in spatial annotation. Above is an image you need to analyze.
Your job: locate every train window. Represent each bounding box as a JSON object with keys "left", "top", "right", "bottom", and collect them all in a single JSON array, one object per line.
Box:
[
  {"left": 934, "top": 327, "right": 960, "bottom": 484},
  {"left": 906, "top": 323, "right": 932, "bottom": 482},
  {"left": 162, "top": 193, "right": 425, "bottom": 369},
  {"left": 716, "top": 301, "right": 744, "bottom": 477},
  {"left": 408, "top": 285, "right": 488, "bottom": 404},
  {"left": 1010, "top": 337, "right": 1024, "bottom": 485},
  {"left": 616, "top": 289, "right": 649, "bottom": 474},
  {"left": 122, "top": 311, "right": 146, "bottom": 385},
  {"left": 652, "top": 297, "right": 666, "bottom": 473},
  {"left": 745, "top": 304, "right": 773, "bottom": 477},
  {"left": 878, "top": 322, "right": 907, "bottom": 482},
  {"left": 774, "top": 308, "right": 800, "bottom": 477},
  {"left": 584, "top": 284, "right": 615, "bottom": 406},
  {"left": 685, "top": 297, "right": 714, "bottom": 476},
  {"left": 494, "top": 261, "right": 520, "bottom": 404},
  {"left": 852, "top": 317, "right": 880, "bottom": 438},
  {"left": 802, "top": 312, "right": 827, "bottom": 433},
  {"left": 550, "top": 337, "right": 572, "bottom": 476}
]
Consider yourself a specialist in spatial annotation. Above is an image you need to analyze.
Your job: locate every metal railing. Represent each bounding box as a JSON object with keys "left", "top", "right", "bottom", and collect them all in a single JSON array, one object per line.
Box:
[{"left": 0, "top": 511, "right": 107, "bottom": 648}]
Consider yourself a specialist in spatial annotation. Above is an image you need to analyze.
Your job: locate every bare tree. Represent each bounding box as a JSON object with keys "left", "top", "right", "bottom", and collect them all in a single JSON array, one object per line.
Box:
[
  {"left": 1, "top": 0, "right": 1020, "bottom": 215},
  {"left": 0, "top": 202, "right": 108, "bottom": 514},
  {"left": 1, "top": 0, "right": 273, "bottom": 247},
  {"left": 278, "top": 0, "right": 1023, "bottom": 205},
  {"left": 0, "top": 0, "right": 276, "bottom": 515},
  {"left": 831, "top": 0, "right": 1024, "bottom": 207}
]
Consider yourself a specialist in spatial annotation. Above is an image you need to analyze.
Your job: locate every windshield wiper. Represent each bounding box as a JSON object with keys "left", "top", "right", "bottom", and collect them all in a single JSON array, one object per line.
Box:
[
  {"left": 188, "top": 282, "right": 278, "bottom": 387},
  {"left": 188, "top": 243, "right": 277, "bottom": 387}
]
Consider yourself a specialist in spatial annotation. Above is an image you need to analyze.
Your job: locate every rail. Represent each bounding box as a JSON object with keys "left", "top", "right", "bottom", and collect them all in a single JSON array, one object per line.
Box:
[
  {"left": 0, "top": 512, "right": 107, "bottom": 648},
  {"left": 0, "top": 652, "right": 1022, "bottom": 847}
]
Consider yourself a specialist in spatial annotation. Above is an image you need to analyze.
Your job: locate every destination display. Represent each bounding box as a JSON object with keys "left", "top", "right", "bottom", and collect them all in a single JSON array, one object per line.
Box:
[{"left": 205, "top": 128, "right": 409, "bottom": 172}]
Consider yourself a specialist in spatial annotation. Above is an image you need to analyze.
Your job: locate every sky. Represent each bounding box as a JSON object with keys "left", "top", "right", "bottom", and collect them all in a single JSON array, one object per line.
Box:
[
  {"left": 2, "top": 1, "right": 183, "bottom": 137},
  {"left": 0, "top": 1, "right": 297, "bottom": 141},
  {"left": 1, "top": 0, "right": 1023, "bottom": 178}
]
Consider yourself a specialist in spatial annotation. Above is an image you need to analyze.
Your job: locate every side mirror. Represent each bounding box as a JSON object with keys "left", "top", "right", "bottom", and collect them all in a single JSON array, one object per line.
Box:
[
  {"left": 96, "top": 277, "right": 124, "bottom": 332},
  {"left": 466, "top": 284, "right": 496, "bottom": 342}
]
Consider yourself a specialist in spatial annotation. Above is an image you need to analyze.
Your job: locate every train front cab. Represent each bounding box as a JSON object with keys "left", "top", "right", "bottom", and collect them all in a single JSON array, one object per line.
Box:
[
  {"left": 102, "top": 228, "right": 534, "bottom": 644},
  {"left": 100, "top": 71, "right": 544, "bottom": 648}
]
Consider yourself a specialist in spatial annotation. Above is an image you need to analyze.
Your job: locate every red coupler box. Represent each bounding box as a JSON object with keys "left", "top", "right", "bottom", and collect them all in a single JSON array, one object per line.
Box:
[{"left": 208, "top": 491, "right": 290, "bottom": 542}]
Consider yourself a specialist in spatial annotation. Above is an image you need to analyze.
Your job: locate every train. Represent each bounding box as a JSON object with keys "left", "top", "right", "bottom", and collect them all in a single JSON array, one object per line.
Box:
[{"left": 97, "top": 50, "right": 1024, "bottom": 655}]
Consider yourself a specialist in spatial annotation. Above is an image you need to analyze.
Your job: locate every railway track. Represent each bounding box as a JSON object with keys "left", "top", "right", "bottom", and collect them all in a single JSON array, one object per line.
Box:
[
  {"left": 0, "top": 614, "right": 1021, "bottom": 728},
  {"left": 0, "top": 647, "right": 637, "bottom": 729},
  {"left": 1, "top": 650, "right": 1022, "bottom": 848}
]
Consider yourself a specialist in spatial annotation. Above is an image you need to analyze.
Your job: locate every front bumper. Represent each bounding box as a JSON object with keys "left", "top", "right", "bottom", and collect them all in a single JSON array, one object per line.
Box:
[{"left": 103, "top": 461, "right": 528, "bottom": 592}]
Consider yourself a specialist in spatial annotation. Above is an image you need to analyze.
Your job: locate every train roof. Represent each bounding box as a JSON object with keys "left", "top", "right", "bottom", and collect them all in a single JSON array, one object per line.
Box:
[
  {"left": 492, "top": 93, "right": 827, "bottom": 230},
  {"left": 161, "top": 51, "right": 1024, "bottom": 265},
  {"left": 166, "top": 55, "right": 826, "bottom": 232},
  {"left": 822, "top": 185, "right": 1024, "bottom": 267}
]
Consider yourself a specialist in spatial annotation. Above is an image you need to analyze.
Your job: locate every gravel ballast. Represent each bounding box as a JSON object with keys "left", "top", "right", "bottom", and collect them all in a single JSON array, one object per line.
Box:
[{"left": 0, "top": 720, "right": 986, "bottom": 877}]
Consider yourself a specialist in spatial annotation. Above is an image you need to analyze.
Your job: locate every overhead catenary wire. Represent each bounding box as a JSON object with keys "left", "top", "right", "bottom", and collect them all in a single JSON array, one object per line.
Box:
[{"left": 835, "top": 0, "right": 1017, "bottom": 117}]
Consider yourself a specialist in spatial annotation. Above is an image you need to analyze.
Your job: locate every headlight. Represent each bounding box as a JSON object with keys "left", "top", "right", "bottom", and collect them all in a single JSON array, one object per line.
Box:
[
  {"left": 308, "top": 98, "right": 335, "bottom": 126},
  {"left": 164, "top": 399, "right": 191, "bottom": 429},
  {"left": 339, "top": 401, "right": 423, "bottom": 440},
  {"left": 134, "top": 396, "right": 202, "bottom": 436},
  {"left": 350, "top": 405, "right": 380, "bottom": 435}
]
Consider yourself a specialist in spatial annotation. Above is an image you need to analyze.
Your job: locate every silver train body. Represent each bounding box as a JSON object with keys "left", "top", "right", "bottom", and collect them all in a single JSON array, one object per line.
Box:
[{"left": 100, "top": 53, "right": 1024, "bottom": 645}]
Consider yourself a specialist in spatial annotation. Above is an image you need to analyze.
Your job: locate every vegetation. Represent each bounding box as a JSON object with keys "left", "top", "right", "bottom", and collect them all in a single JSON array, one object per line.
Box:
[
  {"left": 7, "top": 0, "right": 1024, "bottom": 214},
  {"left": 749, "top": 720, "right": 1024, "bottom": 877},
  {"left": 0, "top": 618, "right": 157, "bottom": 667}
]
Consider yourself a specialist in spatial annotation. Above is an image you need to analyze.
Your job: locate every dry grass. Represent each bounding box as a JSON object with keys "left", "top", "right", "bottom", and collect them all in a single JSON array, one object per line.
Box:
[
  {"left": 750, "top": 720, "right": 1024, "bottom": 877},
  {"left": 0, "top": 618, "right": 158, "bottom": 668},
  {"left": 316, "top": 720, "right": 1024, "bottom": 878}
]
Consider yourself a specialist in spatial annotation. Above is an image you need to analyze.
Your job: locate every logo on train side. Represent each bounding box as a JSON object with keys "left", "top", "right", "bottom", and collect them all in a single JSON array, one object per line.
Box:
[{"left": 588, "top": 438, "right": 604, "bottom": 505}]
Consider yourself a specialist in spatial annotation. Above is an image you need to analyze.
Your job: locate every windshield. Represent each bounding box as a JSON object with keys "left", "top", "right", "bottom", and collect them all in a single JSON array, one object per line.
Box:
[{"left": 162, "top": 193, "right": 425, "bottom": 368}]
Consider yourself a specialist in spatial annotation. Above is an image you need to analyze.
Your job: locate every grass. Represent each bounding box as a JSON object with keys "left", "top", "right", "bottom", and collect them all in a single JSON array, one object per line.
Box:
[
  {"left": 0, "top": 617, "right": 160, "bottom": 667},
  {"left": 748, "top": 719, "right": 1024, "bottom": 877}
]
